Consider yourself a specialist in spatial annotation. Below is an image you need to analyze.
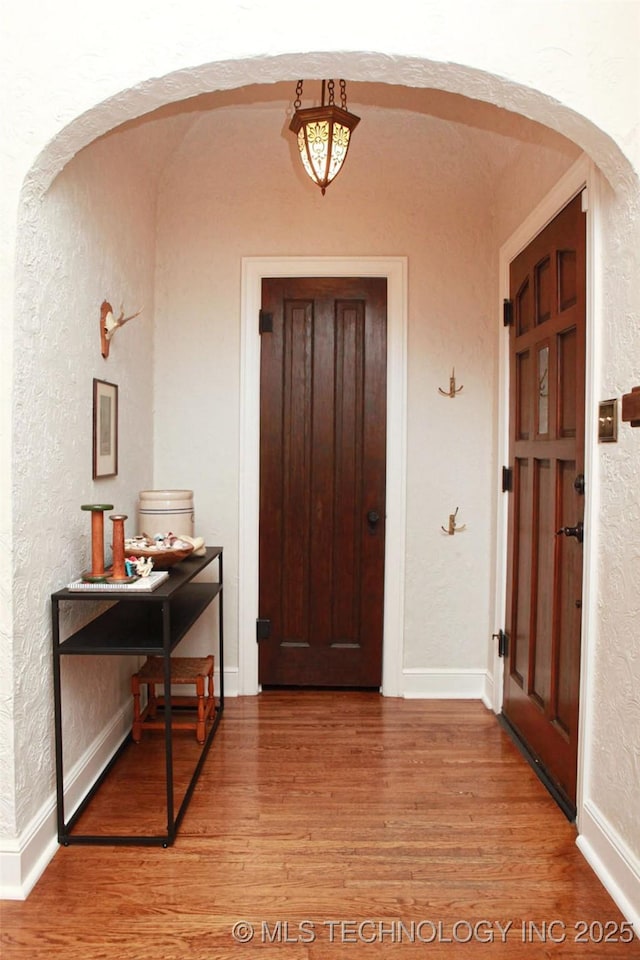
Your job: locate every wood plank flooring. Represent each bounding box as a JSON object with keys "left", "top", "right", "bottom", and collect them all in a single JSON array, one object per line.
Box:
[{"left": 1, "top": 693, "right": 638, "bottom": 959}]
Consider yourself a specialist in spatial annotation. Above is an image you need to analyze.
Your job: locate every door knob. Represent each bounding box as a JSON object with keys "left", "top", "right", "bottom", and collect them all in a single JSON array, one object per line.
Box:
[
  {"left": 367, "top": 510, "right": 380, "bottom": 529},
  {"left": 556, "top": 521, "right": 584, "bottom": 544}
]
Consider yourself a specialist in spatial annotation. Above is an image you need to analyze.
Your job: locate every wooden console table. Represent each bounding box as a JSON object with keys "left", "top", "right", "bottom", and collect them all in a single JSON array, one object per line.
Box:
[{"left": 51, "top": 547, "right": 223, "bottom": 846}]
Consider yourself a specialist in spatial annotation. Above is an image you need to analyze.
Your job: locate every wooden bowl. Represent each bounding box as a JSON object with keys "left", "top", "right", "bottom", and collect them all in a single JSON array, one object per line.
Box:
[{"left": 126, "top": 544, "right": 194, "bottom": 569}]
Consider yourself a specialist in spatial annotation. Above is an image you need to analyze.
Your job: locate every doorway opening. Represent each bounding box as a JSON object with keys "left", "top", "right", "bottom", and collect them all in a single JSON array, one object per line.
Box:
[
  {"left": 239, "top": 257, "right": 408, "bottom": 697},
  {"left": 494, "top": 157, "right": 598, "bottom": 823},
  {"left": 501, "top": 193, "right": 586, "bottom": 821}
]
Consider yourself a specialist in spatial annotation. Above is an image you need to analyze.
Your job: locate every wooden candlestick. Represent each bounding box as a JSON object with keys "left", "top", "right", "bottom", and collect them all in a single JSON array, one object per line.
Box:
[
  {"left": 108, "top": 514, "right": 136, "bottom": 582},
  {"left": 81, "top": 504, "right": 113, "bottom": 581}
]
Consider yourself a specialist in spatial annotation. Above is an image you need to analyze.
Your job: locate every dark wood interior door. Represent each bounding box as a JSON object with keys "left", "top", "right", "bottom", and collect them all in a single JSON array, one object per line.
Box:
[
  {"left": 259, "top": 276, "right": 387, "bottom": 687},
  {"left": 503, "top": 193, "right": 586, "bottom": 815}
]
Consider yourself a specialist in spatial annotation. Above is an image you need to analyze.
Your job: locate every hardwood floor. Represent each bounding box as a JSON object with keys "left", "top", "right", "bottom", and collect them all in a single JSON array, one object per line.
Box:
[{"left": 1, "top": 693, "right": 637, "bottom": 958}]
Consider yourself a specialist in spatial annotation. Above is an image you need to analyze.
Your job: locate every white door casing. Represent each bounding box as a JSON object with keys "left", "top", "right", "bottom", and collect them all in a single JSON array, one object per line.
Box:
[{"left": 239, "top": 257, "right": 408, "bottom": 696}]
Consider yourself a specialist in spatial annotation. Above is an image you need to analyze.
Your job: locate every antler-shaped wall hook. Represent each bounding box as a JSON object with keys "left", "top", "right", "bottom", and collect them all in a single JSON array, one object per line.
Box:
[
  {"left": 441, "top": 507, "right": 466, "bottom": 536},
  {"left": 438, "top": 367, "right": 463, "bottom": 398},
  {"left": 100, "top": 300, "right": 143, "bottom": 359}
]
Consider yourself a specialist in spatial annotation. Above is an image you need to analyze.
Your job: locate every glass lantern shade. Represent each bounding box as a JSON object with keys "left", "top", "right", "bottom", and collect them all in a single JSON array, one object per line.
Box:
[{"left": 289, "top": 104, "right": 360, "bottom": 195}]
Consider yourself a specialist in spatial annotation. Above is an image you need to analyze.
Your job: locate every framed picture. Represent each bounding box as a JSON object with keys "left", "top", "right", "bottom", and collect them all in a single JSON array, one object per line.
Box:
[{"left": 93, "top": 379, "right": 118, "bottom": 478}]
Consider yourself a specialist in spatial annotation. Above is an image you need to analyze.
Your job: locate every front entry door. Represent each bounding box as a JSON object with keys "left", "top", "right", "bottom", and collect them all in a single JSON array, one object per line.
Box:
[
  {"left": 503, "top": 193, "right": 586, "bottom": 815},
  {"left": 259, "top": 276, "right": 387, "bottom": 687}
]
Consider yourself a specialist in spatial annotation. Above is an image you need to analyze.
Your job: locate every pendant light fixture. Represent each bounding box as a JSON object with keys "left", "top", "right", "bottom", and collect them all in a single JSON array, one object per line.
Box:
[{"left": 289, "top": 79, "right": 360, "bottom": 195}]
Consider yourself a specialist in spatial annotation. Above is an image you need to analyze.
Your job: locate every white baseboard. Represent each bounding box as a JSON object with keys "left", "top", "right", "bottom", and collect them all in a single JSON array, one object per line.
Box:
[
  {"left": 576, "top": 800, "right": 640, "bottom": 934},
  {"left": 220, "top": 666, "right": 239, "bottom": 698},
  {"left": 0, "top": 808, "right": 59, "bottom": 901},
  {"left": 0, "top": 669, "right": 238, "bottom": 901},
  {"left": 0, "top": 698, "right": 132, "bottom": 900},
  {"left": 481, "top": 671, "right": 494, "bottom": 711},
  {"left": 402, "top": 667, "right": 492, "bottom": 707}
]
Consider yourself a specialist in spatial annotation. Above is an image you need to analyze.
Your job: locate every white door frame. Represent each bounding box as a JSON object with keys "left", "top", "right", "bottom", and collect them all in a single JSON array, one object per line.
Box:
[
  {"left": 492, "top": 154, "right": 601, "bottom": 828},
  {"left": 238, "top": 256, "right": 408, "bottom": 696}
]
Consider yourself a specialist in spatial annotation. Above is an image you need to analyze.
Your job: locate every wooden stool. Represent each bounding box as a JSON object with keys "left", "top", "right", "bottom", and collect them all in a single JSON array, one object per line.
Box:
[{"left": 131, "top": 655, "right": 215, "bottom": 744}]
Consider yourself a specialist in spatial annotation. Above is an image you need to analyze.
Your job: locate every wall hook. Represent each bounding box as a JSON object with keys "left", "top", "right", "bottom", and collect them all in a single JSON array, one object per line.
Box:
[
  {"left": 441, "top": 507, "right": 466, "bottom": 536},
  {"left": 100, "top": 299, "right": 143, "bottom": 359},
  {"left": 438, "top": 367, "right": 463, "bottom": 398}
]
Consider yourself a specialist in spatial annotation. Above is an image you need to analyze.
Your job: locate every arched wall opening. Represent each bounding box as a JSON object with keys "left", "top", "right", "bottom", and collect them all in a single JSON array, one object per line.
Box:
[
  {"left": 18, "top": 52, "right": 637, "bottom": 202},
  {"left": 5, "top": 51, "right": 640, "bottom": 920}
]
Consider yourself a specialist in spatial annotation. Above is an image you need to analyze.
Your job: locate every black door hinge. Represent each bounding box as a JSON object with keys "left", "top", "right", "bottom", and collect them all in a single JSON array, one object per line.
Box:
[
  {"left": 494, "top": 629, "right": 509, "bottom": 658},
  {"left": 502, "top": 466, "right": 513, "bottom": 492},
  {"left": 574, "top": 473, "right": 586, "bottom": 496},
  {"left": 256, "top": 618, "right": 271, "bottom": 642},
  {"left": 503, "top": 299, "right": 514, "bottom": 327},
  {"left": 259, "top": 310, "right": 273, "bottom": 334}
]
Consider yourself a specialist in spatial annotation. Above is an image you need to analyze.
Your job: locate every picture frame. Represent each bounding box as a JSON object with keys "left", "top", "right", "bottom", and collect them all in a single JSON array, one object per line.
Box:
[{"left": 93, "top": 378, "right": 118, "bottom": 478}]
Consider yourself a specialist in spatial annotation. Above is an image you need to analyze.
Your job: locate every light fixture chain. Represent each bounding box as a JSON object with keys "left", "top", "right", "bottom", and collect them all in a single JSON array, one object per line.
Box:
[
  {"left": 340, "top": 79, "right": 348, "bottom": 110},
  {"left": 294, "top": 80, "right": 303, "bottom": 110},
  {"left": 327, "top": 79, "right": 336, "bottom": 106}
]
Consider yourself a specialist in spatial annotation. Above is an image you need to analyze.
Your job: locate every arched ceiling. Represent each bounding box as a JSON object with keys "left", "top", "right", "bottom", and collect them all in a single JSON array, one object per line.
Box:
[{"left": 87, "top": 79, "right": 579, "bottom": 196}]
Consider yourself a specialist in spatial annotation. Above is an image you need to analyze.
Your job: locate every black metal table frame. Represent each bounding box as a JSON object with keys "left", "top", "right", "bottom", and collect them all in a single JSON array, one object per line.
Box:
[{"left": 51, "top": 547, "right": 224, "bottom": 847}]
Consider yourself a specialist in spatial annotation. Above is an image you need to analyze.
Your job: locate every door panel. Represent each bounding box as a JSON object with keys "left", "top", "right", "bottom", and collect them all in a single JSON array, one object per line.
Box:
[
  {"left": 503, "top": 193, "right": 586, "bottom": 813},
  {"left": 259, "top": 277, "right": 387, "bottom": 687}
]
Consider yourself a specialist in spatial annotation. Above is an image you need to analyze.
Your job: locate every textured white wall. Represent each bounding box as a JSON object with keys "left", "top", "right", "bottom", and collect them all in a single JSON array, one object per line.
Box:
[
  {"left": 588, "top": 182, "right": 640, "bottom": 857},
  {"left": 1, "top": 2, "right": 638, "bottom": 195},
  {"left": 7, "top": 125, "right": 157, "bottom": 835},
  {"left": 0, "top": 0, "right": 639, "bottom": 906}
]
